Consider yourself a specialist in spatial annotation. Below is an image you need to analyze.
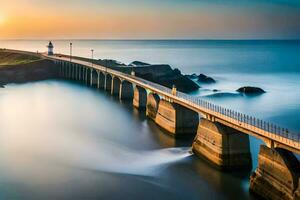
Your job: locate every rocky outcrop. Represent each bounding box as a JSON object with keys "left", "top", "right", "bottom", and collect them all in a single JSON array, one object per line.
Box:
[
  {"left": 250, "top": 145, "right": 300, "bottom": 200},
  {"left": 129, "top": 61, "right": 150, "bottom": 66},
  {"left": 192, "top": 119, "right": 252, "bottom": 170},
  {"left": 136, "top": 67, "right": 200, "bottom": 93},
  {"left": 237, "top": 86, "right": 265, "bottom": 95},
  {"left": 197, "top": 74, "right": 216, "bottom": 83},
  {"left": 185, "top": 73, "right": 198, "bottom": 79}
]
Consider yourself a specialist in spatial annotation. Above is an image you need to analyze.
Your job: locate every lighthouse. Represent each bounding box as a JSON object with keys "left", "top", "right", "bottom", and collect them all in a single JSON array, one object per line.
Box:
[{"left": 47, "top": 41, "right": 54, "bottom": 55}]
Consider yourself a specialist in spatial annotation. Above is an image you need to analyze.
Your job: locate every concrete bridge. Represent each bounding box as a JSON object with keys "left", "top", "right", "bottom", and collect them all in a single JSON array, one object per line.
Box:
[{"left": 44, "top": 53, "right": 300, "bottom": 200}]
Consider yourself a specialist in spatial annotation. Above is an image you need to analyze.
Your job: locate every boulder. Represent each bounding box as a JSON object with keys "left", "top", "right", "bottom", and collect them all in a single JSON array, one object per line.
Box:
[
  {"left": 185, "top": 73, "right": 198, "bottom": 79},
  {"left": 237, "top": 86, "right": 265, "bottom": 95},
  {"left": 197, "top": 74, "right": 216, "bottom": 83},
  {"left": 130, "top": 61, "right": 150, "bottom": 66}
]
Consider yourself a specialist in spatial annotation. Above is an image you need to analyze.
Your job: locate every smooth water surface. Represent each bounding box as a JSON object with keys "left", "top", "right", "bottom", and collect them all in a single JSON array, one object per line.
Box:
[
  {"left": 1, "top": 40, "right": 300, "bottom": 132},
  {"left": 0, "top": 80, "right": 260, "bottom": 200}
]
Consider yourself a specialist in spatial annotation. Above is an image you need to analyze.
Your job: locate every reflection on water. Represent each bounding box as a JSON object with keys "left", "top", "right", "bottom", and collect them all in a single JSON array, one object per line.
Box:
[{"left": 0, "top": 80, "right": 261, "bottom": 199}]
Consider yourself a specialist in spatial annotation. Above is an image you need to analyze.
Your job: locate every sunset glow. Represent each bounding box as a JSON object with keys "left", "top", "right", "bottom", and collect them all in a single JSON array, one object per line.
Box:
[{"left": 0, "top": 0, "right": 300, "bottom": 39}]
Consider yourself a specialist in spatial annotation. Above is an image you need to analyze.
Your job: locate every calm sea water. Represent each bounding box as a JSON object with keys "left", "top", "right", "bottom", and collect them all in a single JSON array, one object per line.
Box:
[{"left": 0, "top": 40, "right": 299, "bottom": 199}]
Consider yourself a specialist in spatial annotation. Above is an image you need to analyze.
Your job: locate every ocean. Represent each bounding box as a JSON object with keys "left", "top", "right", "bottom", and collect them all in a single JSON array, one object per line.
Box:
[{"left": 0, "top": 40, "right": 299, "bottom": 199}]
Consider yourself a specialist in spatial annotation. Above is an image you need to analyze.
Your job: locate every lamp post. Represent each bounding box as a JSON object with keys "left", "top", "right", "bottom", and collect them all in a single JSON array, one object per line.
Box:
[
  {"left": 91, "top": 49, "right": 94, "bottom": 67},
  {"left": 70, "top": 42, "right": 73, "bottom": 62}
]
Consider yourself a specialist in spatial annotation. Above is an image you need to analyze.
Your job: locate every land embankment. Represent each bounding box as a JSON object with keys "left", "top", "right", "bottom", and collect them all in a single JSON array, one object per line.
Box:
[{"left": 0, "top": 50, "right": 59, "bottom": 86}]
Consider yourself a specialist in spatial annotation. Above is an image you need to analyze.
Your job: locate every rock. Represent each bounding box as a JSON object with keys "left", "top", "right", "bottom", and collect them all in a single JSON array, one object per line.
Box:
[
  {"left": 212, "top": 89, "right": 219, "bottom": 92},
  {"left": 237, "top": 86, "right": 265, "bottom": 95},
  {"left": 185, "top": 73, "right": 198, "bottom": 79},
  {"left": 130, "top": 61, "right": 150, "bottom": 66},
  {"left": 197, "top": 74, "right": 216, "bottom": 83},
  {"left": 135, "top": 66, "right": 200, "bottom": 93}
]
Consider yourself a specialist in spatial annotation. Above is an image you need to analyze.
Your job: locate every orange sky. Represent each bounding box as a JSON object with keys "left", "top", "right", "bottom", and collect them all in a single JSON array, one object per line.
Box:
[{"left": 0, "top": 0, "right": 300, "bottom": 39}]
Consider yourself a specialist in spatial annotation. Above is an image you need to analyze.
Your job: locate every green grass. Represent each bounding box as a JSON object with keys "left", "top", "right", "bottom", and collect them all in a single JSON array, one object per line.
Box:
[{"left": 0, "top": 51, "right": 42, "bottom": 66}]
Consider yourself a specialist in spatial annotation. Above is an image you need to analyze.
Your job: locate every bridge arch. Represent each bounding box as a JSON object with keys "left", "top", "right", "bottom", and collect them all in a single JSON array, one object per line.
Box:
[
  {"left": 146, "top": 93, "right": 160, "bottom": 120},
  {"left": 90, "top": 69, "right": 98, "bottom": 87},
  {"left": 119, "top": 80, "right": 133, "bottom": 100},
  {"left": 86, "top": 68, "right": 92, "bottom": 85},
  {"left": 133, "top": 86, "right": 147, "bottom": 109},
  {"left": 111, "top": 76, "right": 122, "bottom": 96},
  {"left": 98, "top": 72, "right": 105, "bottom": 89},
  {"left": 105, "top": 73, "right": 113, "bottom": 91}
]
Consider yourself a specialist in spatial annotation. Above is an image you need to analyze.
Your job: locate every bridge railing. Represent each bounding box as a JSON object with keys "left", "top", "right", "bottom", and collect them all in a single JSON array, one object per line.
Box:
[{"left": 176, "top": 90, "right": 299, "bottom": 144}]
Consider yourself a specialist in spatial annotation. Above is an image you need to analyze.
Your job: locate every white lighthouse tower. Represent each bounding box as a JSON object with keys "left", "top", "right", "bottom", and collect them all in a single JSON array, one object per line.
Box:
[{"left": 47, "top": 41, "right": 54, "bottom": 55}]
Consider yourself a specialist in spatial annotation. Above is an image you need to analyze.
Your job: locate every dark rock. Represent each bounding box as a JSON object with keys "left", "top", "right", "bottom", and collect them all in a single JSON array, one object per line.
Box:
[
  {"left": 136, "top": 66, "right": 200, "bottom": 93},
  {"left": 197, "top": 74, "right": 216, "bottom": 83},
  {"left": 237, "top": 86, "right": 265, "bottom": 95},
  {"left": 185, "top": 73, "right": 198, "bottom": 79},
  {"left": 213, "top": 89, "right": 219, "bottom": 92},
  {"left": 130, "top": 61, "right": 150, "bottom": 66}
]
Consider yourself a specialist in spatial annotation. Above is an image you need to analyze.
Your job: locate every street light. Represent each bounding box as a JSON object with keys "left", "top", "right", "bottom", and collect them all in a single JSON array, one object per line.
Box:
[
  {"left": 91, "top": 49, "right": 94, "bottom": 67},
  {"left": 70, "top": 42, "right": 73, "bottom": 62}
]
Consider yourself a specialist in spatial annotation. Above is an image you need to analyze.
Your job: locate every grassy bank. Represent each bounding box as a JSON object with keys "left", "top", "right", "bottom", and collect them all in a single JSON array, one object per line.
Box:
[
  {"left": 0, "top": 49, "right": 59, "bottom": 86},
  {"left": 0, "top": 50, "right": 42, "bottom": 66}
]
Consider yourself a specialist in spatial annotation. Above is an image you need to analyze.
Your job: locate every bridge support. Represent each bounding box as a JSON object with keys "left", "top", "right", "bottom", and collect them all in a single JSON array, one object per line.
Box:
[
  {"left": 146, "top": 93, "right": 160, "bottom": 120},
  {"left": 192, "top": 119, "right": 252, "bottom": 170},
  {"left": 133, "top": 86, "right": 147, "bottom": 109},
  {"left": 105, "top": 74, "right": 112, "bottom": 91},
  {"left": 111, "top": 76, "right": 121, "bottom": 95},
  {"left": 97, "top": 72, "right": 105, "bottom": 89},
  {"left": 154, "top": 99, "right": 199, "bottom": 137},
  {"left": 250, "top": 145, "right": 300, "bottom": 200},
  {"left": 90, "top": 69, "right": 98, "bottom": 87},
  {"left": 119, "top": 81, "right": 133, "bottom": 100}
]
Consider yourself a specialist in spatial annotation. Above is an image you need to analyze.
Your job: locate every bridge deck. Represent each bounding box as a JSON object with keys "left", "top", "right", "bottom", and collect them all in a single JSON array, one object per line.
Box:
[{"left": 44, "top": 54, "right": 300, "bottom": 154}]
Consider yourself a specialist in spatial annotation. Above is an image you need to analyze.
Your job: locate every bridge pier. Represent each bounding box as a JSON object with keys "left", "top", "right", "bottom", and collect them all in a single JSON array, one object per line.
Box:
[
  {"left": 105, "top": 74, "right": 112, "bottom": 91},
  {"left": 90, "top": 69, "right": 98, "bottom": 87},
  {"left": 192, "top": 119, "right": 252, "bottom": 170},
  {"left": 146, "top": 93, "right": 160, "bottom": 120},
  {"left": 155, "top": 99, "right": 199, "bottom": 137},
  {"left": 111, "top": 76, "right": 121, "bottom": 95},
  {"left": 119, "top": 81, "right": 133, "bottom": 100},
  {"left": 86, "top": 68, "right": 91, "bottom": 85},
  {"left": 133, "top": 86, "right": 147, "bottom": 109},
  {"left": 97, "top": 72, "right": 105, "bottom": 89},
  {"left": 250, "top": 145, "right": 300, "bottom": 200}
]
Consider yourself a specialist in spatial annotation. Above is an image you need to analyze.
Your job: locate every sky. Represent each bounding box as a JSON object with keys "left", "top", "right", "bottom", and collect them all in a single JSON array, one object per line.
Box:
[{"left": 0, "top": 0, "right": 300, "bottom": 39}]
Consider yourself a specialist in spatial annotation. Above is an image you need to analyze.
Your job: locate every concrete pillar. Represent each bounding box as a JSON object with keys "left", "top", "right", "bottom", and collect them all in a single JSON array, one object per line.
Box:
[
  {"left": 295, "top": 178, "right": 300, "bottom": 200},
  {"left": 86, "top": 68, "right": 91, "bottom": 85},
  {"left": 192, "top": 119, "right": 252, "bottom": 170},
  {"left": 155, "top": 99, "right": 199, "bottom": 137},
  {"left": 111, "top": 76, "right": 121, "bottom": 95},
  {"left": 119, "top": 81, "right": 133, "bottom": 100},
  {"left": 250, "top": 145, "right": 300, "bottom": 200},
  {"left": 90, "top": 70, "right": 98, "bottom": 87},
  {"left": 75, "top": 65, "right": 79, "bottom": 80},
  {"left": 133, "top": 86, "right": 147, "bottom": 109},
  {"left": 105, "top": 74, "right": 112, "bottom": 91},
  {"left": 71, "top": 64, "right": 75, "bottom": 80},
  {"left": 97, "top": 72, "right": 105, "bottom": 89},
  {"left": 146, "top": 93, "right": 160, "bottom": 120},
  {"left": 78, "top": 66, "right": 82, "bottom": 81}
]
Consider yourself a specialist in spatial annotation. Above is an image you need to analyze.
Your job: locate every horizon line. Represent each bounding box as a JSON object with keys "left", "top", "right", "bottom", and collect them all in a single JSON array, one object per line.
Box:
[{"left": 1, "top": 38, "right": 300, "bottom": 41}]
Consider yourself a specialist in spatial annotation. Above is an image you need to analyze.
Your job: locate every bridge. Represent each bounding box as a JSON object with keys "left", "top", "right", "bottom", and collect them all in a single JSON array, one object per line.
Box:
[{"left": 39, "top": 52, "right": 299, "bottom": 200}]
